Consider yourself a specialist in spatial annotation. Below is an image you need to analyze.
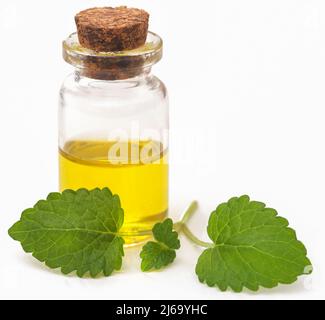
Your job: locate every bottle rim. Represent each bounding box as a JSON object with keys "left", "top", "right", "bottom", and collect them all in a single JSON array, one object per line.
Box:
[{"left": 63, "top": 31, "right": 163, "bottom": 75}]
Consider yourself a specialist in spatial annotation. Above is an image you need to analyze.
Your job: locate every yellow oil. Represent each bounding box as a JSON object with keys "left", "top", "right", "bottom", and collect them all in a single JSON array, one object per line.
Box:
[{"left": 59, "top": 140, "right": 168, "bottom": 244}]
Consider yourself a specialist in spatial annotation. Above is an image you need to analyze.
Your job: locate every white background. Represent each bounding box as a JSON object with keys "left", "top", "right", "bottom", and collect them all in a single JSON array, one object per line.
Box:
[{"left": 0, "top": 0, "right": 324, "bottom": 300}]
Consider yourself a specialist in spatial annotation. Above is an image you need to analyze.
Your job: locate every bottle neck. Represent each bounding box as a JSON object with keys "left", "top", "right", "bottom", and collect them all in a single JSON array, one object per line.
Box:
[{"left": 76, "top": 65, "right": 152, "bottom": 81}]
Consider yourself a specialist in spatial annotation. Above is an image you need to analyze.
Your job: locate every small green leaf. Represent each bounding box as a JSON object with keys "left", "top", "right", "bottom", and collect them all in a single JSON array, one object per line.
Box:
[
  {"left": 8, "top": 188, "right": 125, "bottom": 278},
  {"left": 195, "top": 195, "right": 312, "bottom": 292},
  {"left": 140, "top": 242, "right": 176, "bottom": 272},
  {"left": 152, "top": 218, "right": 180, "bottom": 250},
  {"left": 140, "top": 219, "right": 180, "bottom": 272}
]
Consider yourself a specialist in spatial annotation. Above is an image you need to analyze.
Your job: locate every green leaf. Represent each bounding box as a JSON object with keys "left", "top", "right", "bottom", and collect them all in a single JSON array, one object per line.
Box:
[
  {"left": 140, "top": 242, "right": 177, "bottom": 272},
  {"left": 140, "top": 219, "right": 180, "bottom": 272},
  {"left": 8, "top": 188, "right": 125, "bottom": 278},
  {"left": 195, "top": 195, "right": 312, "bottom": 292},
  {"left": 152, "top": 218, "right": 180, "bottom": 250}
]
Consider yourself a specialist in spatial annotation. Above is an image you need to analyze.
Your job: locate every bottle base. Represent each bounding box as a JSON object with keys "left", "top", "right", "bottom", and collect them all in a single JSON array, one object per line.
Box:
[{"left": 121, "top": 210, "right": 168, "bottom": 246}]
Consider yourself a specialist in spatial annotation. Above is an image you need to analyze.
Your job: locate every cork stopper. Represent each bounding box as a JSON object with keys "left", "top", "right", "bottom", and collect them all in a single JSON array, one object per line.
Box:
[{"left": 75, "top": 6, "right": 149, "bottom": 52}]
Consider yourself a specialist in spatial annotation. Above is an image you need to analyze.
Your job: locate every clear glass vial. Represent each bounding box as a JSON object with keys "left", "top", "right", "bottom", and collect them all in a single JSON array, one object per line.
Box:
[{"left": 59, "top": 32, "right": 169, "bottom": 244}]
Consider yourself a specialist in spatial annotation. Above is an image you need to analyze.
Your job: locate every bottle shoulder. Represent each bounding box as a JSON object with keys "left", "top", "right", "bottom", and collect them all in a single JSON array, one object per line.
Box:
[
  {"left": 59, "top": 73, "right": 168, "bottom": 114},
  {"left": 61, "top": 73, "right": 167, "bottom": 97}
]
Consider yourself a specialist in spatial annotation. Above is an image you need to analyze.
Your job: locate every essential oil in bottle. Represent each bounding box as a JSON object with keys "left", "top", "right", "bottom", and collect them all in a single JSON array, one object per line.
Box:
[{"left": 59, "top": 140, "right": 168, "bottom": 243}]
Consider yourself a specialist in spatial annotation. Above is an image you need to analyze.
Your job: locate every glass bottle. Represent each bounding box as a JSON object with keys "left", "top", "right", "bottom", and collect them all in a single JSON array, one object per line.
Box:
[{"left": 59, "top": 32, "right": 169, "bottom": 244}]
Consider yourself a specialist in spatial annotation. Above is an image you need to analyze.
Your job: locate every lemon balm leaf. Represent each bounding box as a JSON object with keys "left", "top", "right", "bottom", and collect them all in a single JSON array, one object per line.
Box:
[
  {"left": 152, "top": 218, "right": 180, "bottom": 250},
  {"left": 8, "top": 189, "right": 312, "bottom": 291},
  {"left": 140, "top": 219, "right": 180, "bottom": 271},
  {"left": 8, "top": 188, "right": 125, "bottom": 278},
  {"left": 140, "top": 242, "right": 177, "bottom": 272},
  {"left": 195, "top": 195, "right": 312, "bottom": 292}
]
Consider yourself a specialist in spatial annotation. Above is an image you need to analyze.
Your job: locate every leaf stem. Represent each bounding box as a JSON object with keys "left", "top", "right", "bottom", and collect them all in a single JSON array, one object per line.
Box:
[
  {"left": 174, "top": 201, "right": 199, "bottom": 232},
  {"left": 181, "top": 225, "right": 213, "bottom": 248},
  {"left": 174, "top": 201, "right": 213, "bottom": 248}
]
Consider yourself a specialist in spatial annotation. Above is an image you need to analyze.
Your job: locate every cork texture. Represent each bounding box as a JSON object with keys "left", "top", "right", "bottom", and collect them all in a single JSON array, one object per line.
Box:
[{"left": 75, "top": 6, "right": 149, "bottom": 52}]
